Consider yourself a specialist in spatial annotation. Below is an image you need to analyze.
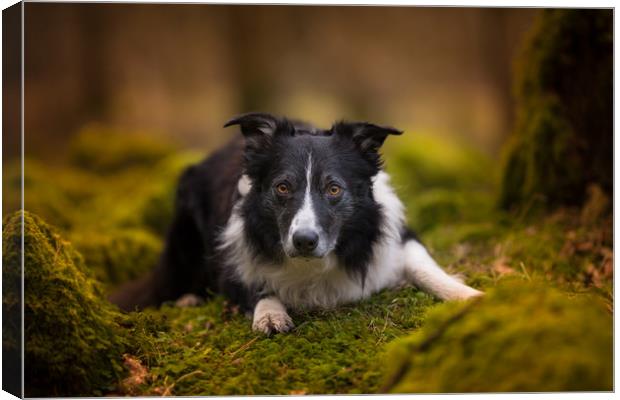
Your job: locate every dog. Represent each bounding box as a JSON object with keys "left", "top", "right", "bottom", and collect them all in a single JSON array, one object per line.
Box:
[{"left": 111, "top": 112, "right": 482, "bottom": 334}]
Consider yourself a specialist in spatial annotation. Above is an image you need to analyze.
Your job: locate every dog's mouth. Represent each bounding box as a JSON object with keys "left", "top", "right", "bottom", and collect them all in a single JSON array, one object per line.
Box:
[
  {"left": 285, "top": 244, "right": 337, "bottom": 261},
  {"left": 285, "top": 249, "right": 325, "bottom": 259}
]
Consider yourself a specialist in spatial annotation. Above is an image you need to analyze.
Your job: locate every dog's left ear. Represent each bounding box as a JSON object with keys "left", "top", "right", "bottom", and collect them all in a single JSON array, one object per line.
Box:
[{"left": 333, "top": 121, "right": 403, "bottom": 153}]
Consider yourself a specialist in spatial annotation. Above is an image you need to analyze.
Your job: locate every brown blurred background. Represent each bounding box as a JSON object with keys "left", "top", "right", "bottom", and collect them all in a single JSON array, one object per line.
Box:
[{"left": 16, "top": 4, "right": 538, "bottom": 161}]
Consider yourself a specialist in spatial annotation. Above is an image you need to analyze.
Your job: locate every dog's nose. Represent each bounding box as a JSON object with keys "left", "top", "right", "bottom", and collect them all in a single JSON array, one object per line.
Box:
[{"left": 293, "top": 229, "right": 319, "bottom": 253}]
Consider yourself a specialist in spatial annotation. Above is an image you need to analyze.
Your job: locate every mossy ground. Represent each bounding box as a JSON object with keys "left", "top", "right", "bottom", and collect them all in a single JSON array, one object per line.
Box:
[
  {"left": 117, "top": 287, "right": 437, "bottom": 395},
  {"left": 382, "top": 281, "right": 612, "bottom": 393},
  {"left": 5, "top": 124, "right": 612, "bottom": 395}
]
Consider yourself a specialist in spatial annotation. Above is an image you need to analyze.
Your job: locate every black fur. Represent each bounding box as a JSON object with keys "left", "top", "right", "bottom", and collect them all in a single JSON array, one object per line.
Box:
[{"left": 110, "top": 113, "right": 404, "bottom": 313}]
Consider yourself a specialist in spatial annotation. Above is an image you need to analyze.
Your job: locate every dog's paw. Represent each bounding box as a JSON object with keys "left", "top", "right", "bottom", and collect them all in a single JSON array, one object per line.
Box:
[
  {"left": 174, "top": 293, "right": 204, "bottom": 308},
  {"left": 451, "top": 286, "right": 484, "bottom": 300},
  {"left": 252, "top": 311, "right": 294, "bottom": 335}
]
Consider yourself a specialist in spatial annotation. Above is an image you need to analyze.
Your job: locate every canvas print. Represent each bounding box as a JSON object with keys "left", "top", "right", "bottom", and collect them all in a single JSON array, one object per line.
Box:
[{"left": 1, "top": 3, "right": 613, "bottom": 397}]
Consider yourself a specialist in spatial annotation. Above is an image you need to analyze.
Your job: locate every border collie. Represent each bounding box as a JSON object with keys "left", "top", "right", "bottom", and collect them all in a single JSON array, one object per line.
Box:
[{"left": 111, "top": 113, "right": 482, "bottom": 334}]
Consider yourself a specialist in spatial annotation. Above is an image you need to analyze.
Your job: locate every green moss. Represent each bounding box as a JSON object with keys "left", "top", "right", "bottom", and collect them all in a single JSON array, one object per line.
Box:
[
  {"left": 70, "top": 228, "right": 162, "bottom": 287},
  {"left": 119, "top": 288, "right": 438, "bottom": 396},
  {"left": 2, "top": 212, "right": 22, "bottom": 397},
  {"left": 69, "top": 151, "right": 202, "bottom": 236},
  {"left": 69, "top": 125, "right": 176, "bottom": 174},
  {"left": 8, "top": 119, "right": 612, "bottom": 396},
  {"left": 500, "top": 9, "right": 612, "bottom": 210},
  {"left": 382, "top": 132, "right": 496, "bottom": 233},
  {"left": 408, "top": 189, "right": 495, "bottom": 233},
  {"left": 384, "top": 132, "right": 493, "bottom": 193},
  {"left": 133, "top": 151, "right": 203, "bottom": 235},
  {"left": 4, "top": 211, "right": 128, "bottom": 396},
  {"left": 382, "top": 280, "right": 612, "bottom": 393},
  {"left": 423, "top": 204, "right": 612, "bottom": 306},
  {"left": 4, "top": 159, "right": 101, "bottom": 230},
  {"left": 12, "top": 150, "right": 202, "bottom": 239}
]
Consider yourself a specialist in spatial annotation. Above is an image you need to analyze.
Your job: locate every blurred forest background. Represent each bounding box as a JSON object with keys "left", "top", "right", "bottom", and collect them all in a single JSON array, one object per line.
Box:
[
  {"left": 2, "top": 5, "right": 613, "bottom": 397},
  {"left": 9, "top": 4, "right": 538, "bottom": 160}
]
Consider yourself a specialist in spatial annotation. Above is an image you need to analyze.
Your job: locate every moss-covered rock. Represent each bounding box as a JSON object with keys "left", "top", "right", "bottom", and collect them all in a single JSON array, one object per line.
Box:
[
  {"left": 70, "top": 228, "right": 162, "bottom": 288},
  {"left": 4, "top": 211, "right": 129, "bottom": 396},
  {"left": 2, "top": 212, "right": 22, "bottom": 396},
  {"left": 69, "top": 125, "right": 176, "bottom": 174},
  {"left": 499, "top": 9, "right": 612, "bottom": 210},
  {"left": 382, "top": 280, "right": 612, "bottom": 393}
]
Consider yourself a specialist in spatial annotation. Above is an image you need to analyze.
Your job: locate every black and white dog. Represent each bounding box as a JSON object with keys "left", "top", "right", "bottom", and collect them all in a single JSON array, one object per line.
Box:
[{"left": 111, "top": 113, "right": 481, "bottom": 334}]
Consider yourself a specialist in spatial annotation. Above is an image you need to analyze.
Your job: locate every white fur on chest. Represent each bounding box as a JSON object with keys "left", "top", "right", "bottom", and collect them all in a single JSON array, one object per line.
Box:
[{"left": 218, "top": 171, "right": 408, "bottom": 310}]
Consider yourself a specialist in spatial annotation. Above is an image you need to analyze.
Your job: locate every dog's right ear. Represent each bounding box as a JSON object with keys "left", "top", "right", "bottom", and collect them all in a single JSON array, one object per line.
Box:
[{"left": 224, "top": 112, "right": 279, "bottom": 150}]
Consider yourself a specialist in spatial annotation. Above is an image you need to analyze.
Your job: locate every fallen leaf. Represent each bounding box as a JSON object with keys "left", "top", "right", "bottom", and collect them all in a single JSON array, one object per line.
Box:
[
  {"left": 602, "top": 258, "right": 613, "bottom": 279},
  {"left": 575, "top": 241, "right": 594, "bottom": 252},
  {"left": 119, "top": 354, "right": 149, "bottom": 395}
]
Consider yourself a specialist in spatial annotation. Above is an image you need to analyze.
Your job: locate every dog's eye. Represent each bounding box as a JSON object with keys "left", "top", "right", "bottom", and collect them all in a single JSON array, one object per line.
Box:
[
  {"left": 327, "top": 184, "right": 342, "bottom": 197},
  {"left": 275, "top": 183, "right": 290, "bottom": 195}
]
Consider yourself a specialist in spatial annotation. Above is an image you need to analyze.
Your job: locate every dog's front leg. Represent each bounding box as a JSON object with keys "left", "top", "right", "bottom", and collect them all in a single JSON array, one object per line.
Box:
[
  {"left": 252, "top": 296, "right": 294, "bottom": 335},
  {"left": 403, "top": 240, "right": 482, "bottom": 300}
]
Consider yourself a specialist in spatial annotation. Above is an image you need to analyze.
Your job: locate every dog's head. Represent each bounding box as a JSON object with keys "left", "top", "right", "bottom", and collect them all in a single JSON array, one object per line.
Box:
[{"left": 225, "top": 112, "right": 402, "bottom": 262}]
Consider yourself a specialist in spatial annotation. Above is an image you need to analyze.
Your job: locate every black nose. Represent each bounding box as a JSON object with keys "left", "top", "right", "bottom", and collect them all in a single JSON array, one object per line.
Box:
[{"left": 293, "top": 229, "right": 319, "bottom": 253}]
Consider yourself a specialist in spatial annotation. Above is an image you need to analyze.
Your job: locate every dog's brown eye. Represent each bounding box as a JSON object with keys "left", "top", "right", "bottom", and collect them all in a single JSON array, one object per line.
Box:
[
  {"left": 327, "top": 184, "right": 342, "bottom": 196},
  {"left": 276, "top": 183, "right": 290, "bottom": 195}
]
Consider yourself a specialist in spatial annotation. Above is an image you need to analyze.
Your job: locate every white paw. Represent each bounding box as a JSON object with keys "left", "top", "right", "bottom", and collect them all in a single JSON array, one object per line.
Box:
[
  {"left": 174, "top": 293, "right": 204, "bottom": 308},
  {"left": 252, "top": 311, "right": 294, "bottom": 335},
  {"left": 451, "top": 286, "right": 484, "bottom": 300}
]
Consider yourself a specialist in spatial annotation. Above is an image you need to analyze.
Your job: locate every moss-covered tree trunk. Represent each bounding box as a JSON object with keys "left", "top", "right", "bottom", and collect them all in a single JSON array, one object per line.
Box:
[{"left": 499, "top": 9, "right": 612, "bottom": 210}]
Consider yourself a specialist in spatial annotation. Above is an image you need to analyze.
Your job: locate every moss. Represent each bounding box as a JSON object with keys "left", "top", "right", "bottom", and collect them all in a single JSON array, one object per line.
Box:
[
  {"left": 70, "top": 228, "right": 162, "bottom": 288},
  {"left": 408, "top": 189, "right": 495, "bottom": 233},
  {"left": 423, "top": 204, "right": 612, "bottom": 307},
  {"left": 384, "top": 132, "right": 493, "bottom": 194},
  {"left": 382, "top": 280, "right": 612, "bottom": 393},
  {"left": 133, "top": 151, "right": 203, "bottom": 235},
  {"left": 4, "top": 159, "right": 100, "bottom": 230},
  {"left": 69, "top": 125, "right": 176, "bottom": 174},
  {"left": 12, "top": 150, "right": 201, "bottom": 239},
  {"left": 69, "top": 151, "right": 202, "bottom": 236},
  {"left": 500, "top": 9, "right": 612, "bottom": 210},
  {"left": 2, "top": 212, "right": 22, "bottom": 397},
  {"left": 117, "top": 288, "right": 438, "bottom": 396},
  {"left": 9, "top": 120, "right": 612, "bottom": 395},
  {"left": 4, "top": 211, "right": 129, "bottom": 396},
  {"left": 382, "top": 132, "right": 496, "bottom": 233}
]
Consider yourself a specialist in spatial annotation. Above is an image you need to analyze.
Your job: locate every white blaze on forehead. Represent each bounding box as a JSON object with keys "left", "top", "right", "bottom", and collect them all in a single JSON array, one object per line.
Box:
[{"left": 290, "top": 153, "right": 318, "bottom": 232}]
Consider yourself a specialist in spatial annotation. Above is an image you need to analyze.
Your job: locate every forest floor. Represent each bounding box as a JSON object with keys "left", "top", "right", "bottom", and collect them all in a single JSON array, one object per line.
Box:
[{"left": 5, "top": 127, "right": 612, "bottom": 395}]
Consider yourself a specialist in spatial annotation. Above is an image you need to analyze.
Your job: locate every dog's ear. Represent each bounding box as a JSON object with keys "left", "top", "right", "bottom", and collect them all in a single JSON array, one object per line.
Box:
[
  {"left": 224, "top": 112, "right": 279, "bottom": 149},
  {"left": 333, "top": 121, "right": 403, "bottom": 154}
]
